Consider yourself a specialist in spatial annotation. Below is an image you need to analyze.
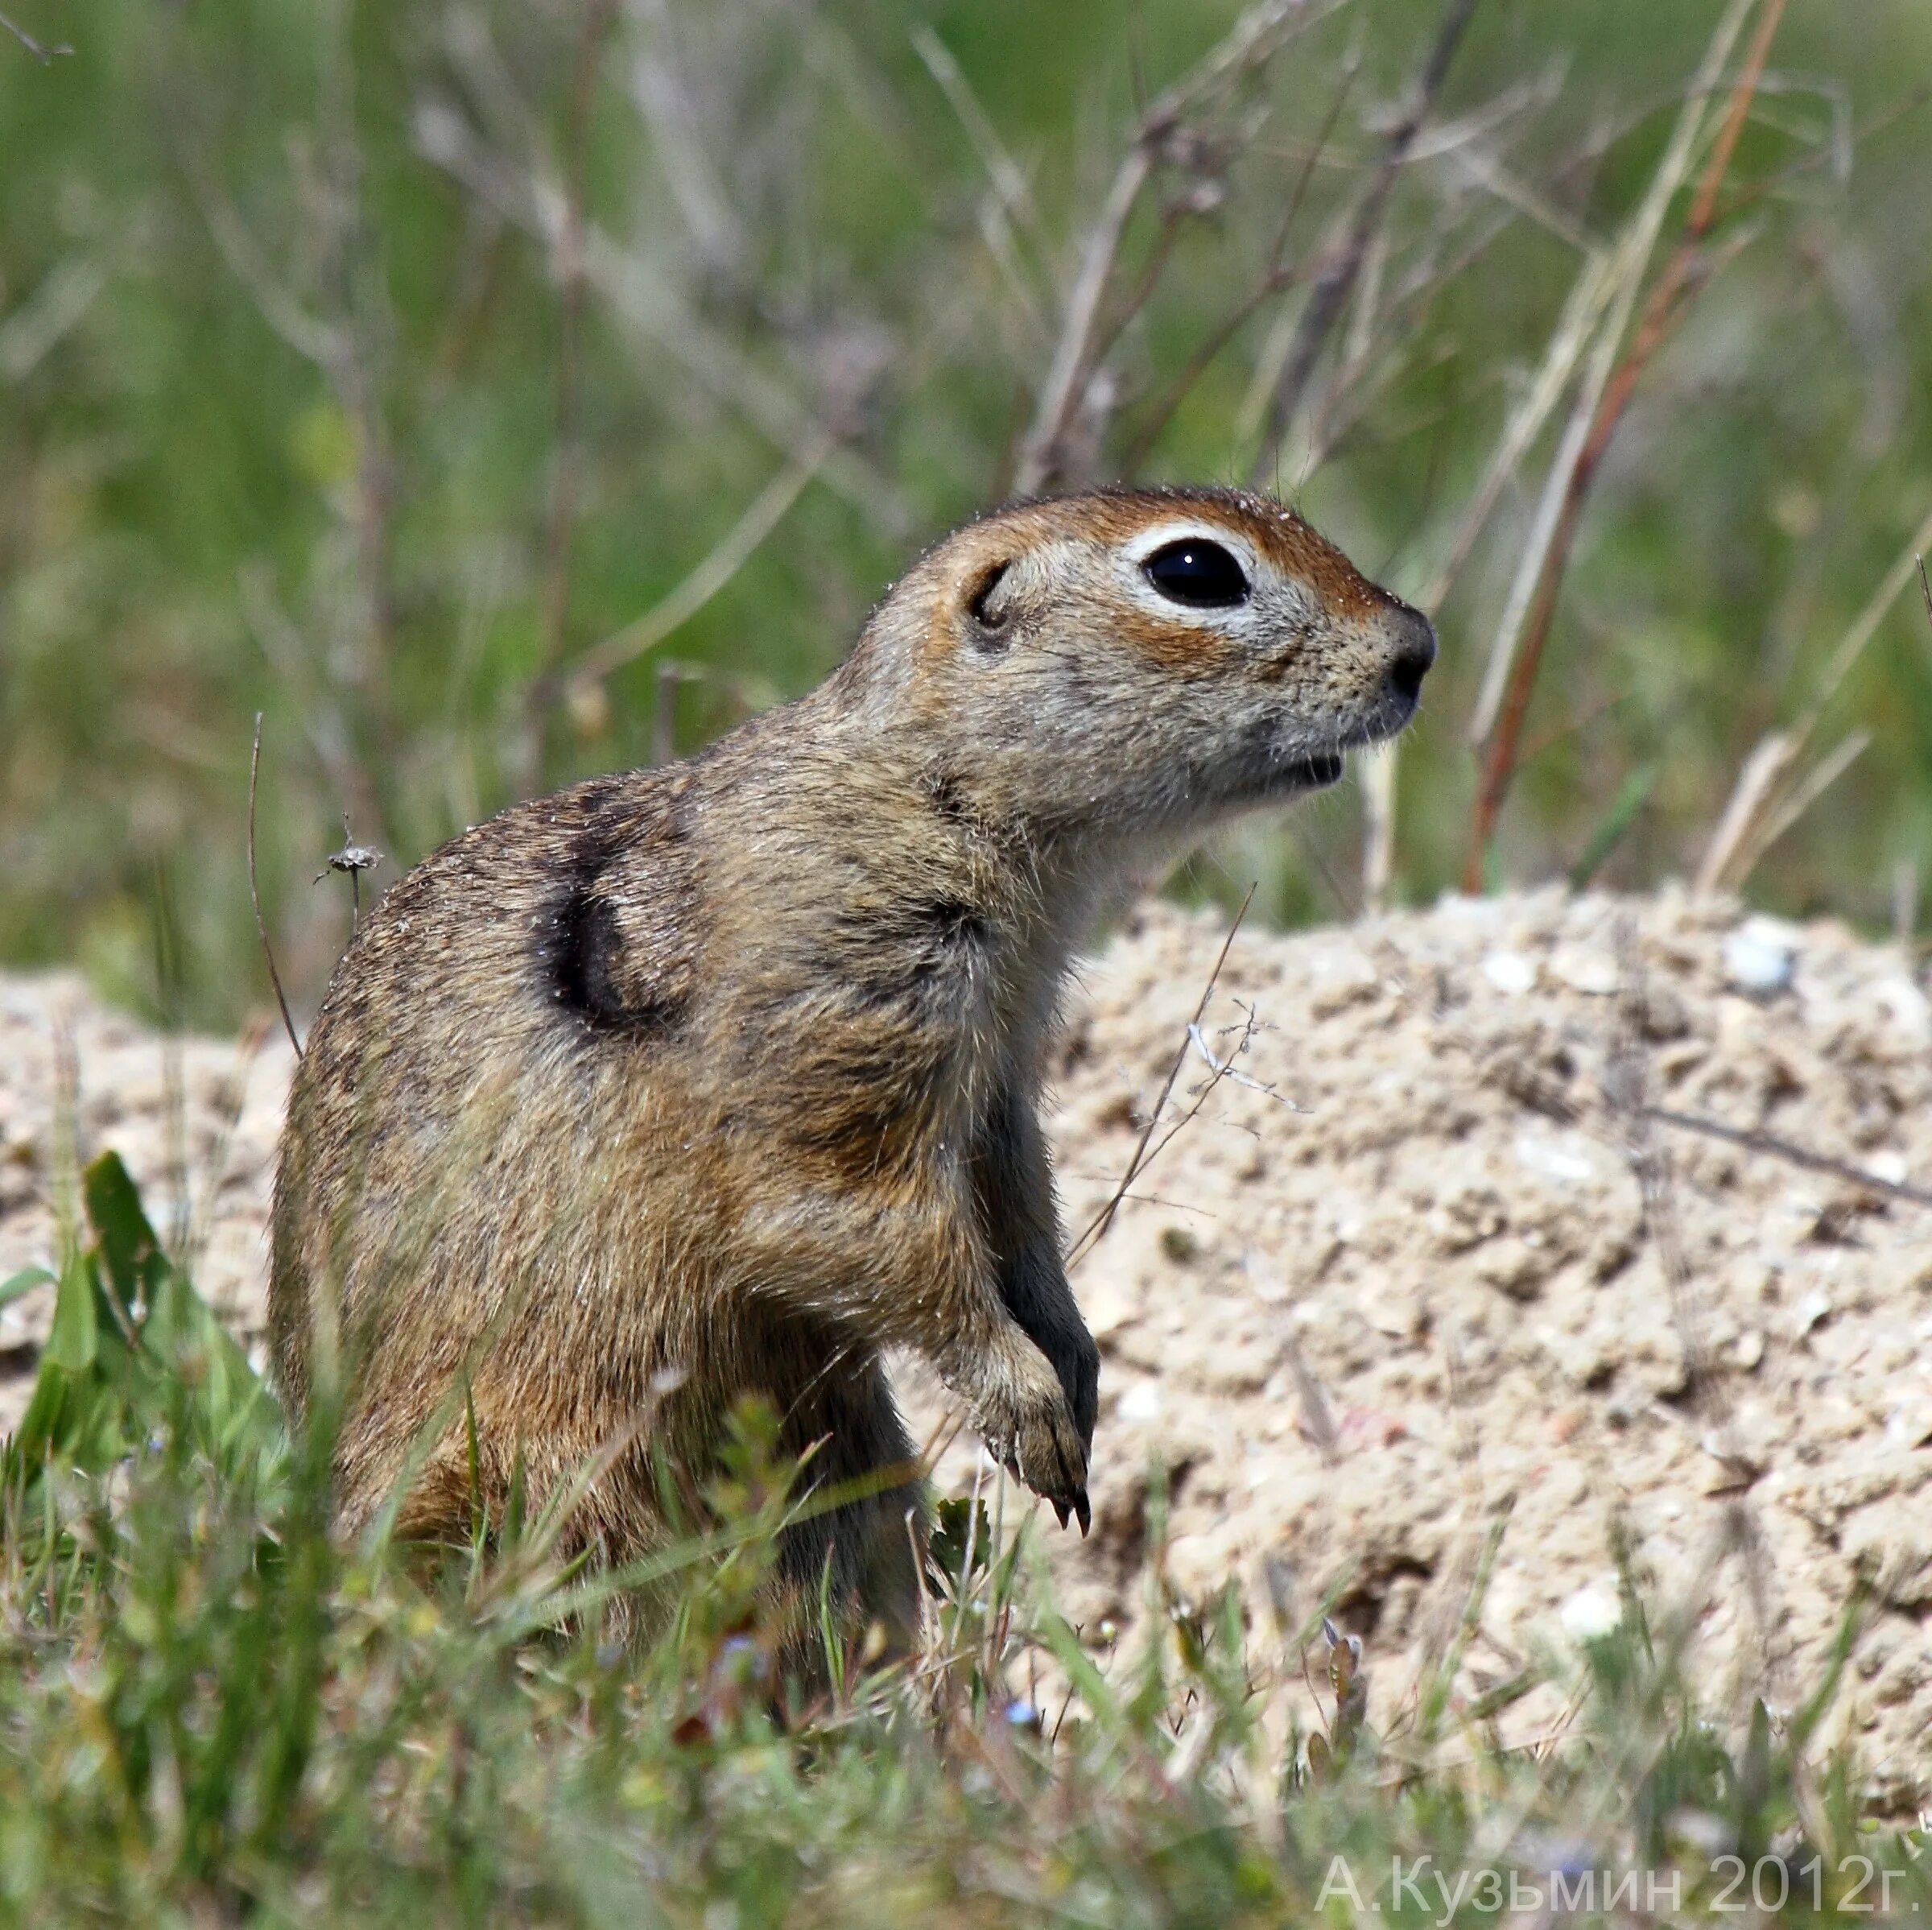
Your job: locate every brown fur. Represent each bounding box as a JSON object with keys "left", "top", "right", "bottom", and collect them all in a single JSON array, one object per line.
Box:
[{"left": 270, "top": 485, "right": 1435, "bottom": 1656}]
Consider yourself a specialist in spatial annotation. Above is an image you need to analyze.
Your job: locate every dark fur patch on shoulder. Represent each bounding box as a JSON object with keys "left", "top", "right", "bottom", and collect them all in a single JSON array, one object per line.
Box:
[
  {"left": 539, "top": 783, "right": 697, "bottom": 1042},
  {"left": 548, "top": 887, "right": 683, "bottom": 1036}
]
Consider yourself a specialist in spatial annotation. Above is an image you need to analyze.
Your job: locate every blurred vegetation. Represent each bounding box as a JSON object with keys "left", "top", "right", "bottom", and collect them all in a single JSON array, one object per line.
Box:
[
  {"left": 2, "top": 0, "right": 1930, "bottom": 1029},
  {"left": 0, "top": 1159, "right": 1922, "bottom": 1923}
]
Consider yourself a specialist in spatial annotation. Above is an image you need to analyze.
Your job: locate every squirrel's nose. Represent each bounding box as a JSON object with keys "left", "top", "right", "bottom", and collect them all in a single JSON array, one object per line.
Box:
[{"left": 1382, "top": 605, "right": 1437, "bottom": 706}]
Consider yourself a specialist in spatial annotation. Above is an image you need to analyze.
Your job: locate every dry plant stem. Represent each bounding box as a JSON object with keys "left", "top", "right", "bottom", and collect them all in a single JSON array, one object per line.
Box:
[
  {"left": 1649, "top": 1106, "right": 1932, "bottom": 1213},
  {"left": 1066, "top": 886, "right": 1254, "bottom": 1269},
  {"left": 1246, "top": 0, "right": 1479, "bottom": 488},
  {"left": 1360, "top": 743, "right": 1397, "bottom": 911},
  {"left": 560, "top": 429, "right": 835, "bottom": 701},
  {"left": 1011, "top": 0, "right": 1339, "bottom": 495},
  {"left": 1787, "top": 510, "right": 1932, "bottom": 739},
  {"left": 1463, "top": 0, "right": 1761, "bottom": 751},
  {"left": 1418, "top": 243, "right": 1618, "bottom": 618},
  {"left": 0, "top": 6, "right": 68, "bottom": 61},
  {"left": 1694, "top": 730, "right": 1790, "bottom": 895},
  {"left": 1121, "top": 56, "right": 1357, "bottom": 477},
  {"left": 414, "top": 93, "right": 905, "bottom": 535},
  {"left": 1463, "top": 0, "right": 1783, "bottom": 890},
  {"left": 910, "top": 27, "right": 1049, "bottom": 341},
  {"left": 1728, "top": 729, "right": 1867, "bottom": 881},
  {"left": 1010, "top": 147, "right": 1152, "bottom": 496},
  {"left": 1448, "top": 990, "right": 1932, "bottom": 1217},
  {"left": 247, "top": 716, "right": 303, "bottom": 1061},
  {"left": 1699, "top": 501, "right": 1932, "bottom": 891}
]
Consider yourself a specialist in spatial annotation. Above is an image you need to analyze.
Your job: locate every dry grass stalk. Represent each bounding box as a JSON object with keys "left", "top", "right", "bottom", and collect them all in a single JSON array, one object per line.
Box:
[
  {"left": 1463, "top": 0, "right": 1781, "bottom": 890},
  {"left": 1121, "top": 47, "right": 1360, "bottom": 476},
  {"left": 1415, "top": 233, "right": 1616, "bottom": 622},
  {"left": 910, "top": 27, "right": 1051, "bottom": 349},
  {"left": 1359, "top": 744, "right": 1397, "bottom": 912},
  {"left": 1723, "top": 728, "right": 1868, "bottom": 884},
  {"left": 1464, "top": 0, "right": 1765, "bottom": 748},
  {"left": 1245, "top": 0, "right": 1480, "bottom": 487},
  {"left": 1700, "top": 502, "right": 1932, "bottom": 891},
  {"left": 1066, "top": 887, "right": 1256, "bottom": 1269},
  {"left": 1692, "top": 730, "right": 1792, "bottom": 896},
  {"left": 0, "top": 6, "right": 70, "bottom": 61},
  {"left": 1649, "top": 1105, "right": 1932, "bottom": 1213},
  {"left": 559, "top": 429, "right": 836, "bottom": 707},
  {"left": 413, "top": 76, "right": 905, "bottom": 535},
  {"left": 1011, "top": 0, "right": 1347, "bottom": 495}
]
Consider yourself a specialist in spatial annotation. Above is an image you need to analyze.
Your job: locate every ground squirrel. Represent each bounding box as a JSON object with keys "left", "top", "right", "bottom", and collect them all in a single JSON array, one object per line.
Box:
[{"left": 270, "top": 485, "right": 1435, "bottom": 1652}]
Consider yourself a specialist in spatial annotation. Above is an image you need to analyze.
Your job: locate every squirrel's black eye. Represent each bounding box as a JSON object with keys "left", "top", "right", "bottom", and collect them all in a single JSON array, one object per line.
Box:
[{"left": 1142, "top": 538, "right": 1249, "bottom": 609}]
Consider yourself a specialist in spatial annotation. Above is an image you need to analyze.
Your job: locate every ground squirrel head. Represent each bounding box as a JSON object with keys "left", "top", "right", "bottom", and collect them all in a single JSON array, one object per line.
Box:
[{"left": 837, "top": 485, "right": 1435, "bottom": 843}]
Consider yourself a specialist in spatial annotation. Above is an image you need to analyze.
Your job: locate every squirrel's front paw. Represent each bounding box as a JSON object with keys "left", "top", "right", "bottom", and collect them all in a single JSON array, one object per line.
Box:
[{"left": 963, "top": 1338, "right": 1091, "bottom": 1535}]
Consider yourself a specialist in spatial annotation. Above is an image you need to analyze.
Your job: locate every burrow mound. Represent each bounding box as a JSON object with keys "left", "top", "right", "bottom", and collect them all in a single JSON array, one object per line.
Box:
[{"left": 2, "top": 888, "right": 1928, "bottom": 1801}]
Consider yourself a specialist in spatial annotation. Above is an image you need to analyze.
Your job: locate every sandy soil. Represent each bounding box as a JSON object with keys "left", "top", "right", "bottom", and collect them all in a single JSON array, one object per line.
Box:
[{"left": 2, "top": 889, "right": 1928, "bottom": 1802}]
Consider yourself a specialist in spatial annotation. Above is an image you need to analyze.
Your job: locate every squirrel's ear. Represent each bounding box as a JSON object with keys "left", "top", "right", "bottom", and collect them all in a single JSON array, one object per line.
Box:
[{"left": 963, "top": 558, "right": 1016, "bottom": 649}]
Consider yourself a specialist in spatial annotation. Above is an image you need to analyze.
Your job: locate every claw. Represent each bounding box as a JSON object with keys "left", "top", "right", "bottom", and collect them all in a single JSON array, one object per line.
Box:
[
  {"left": 1073, "top": 1488, "right": 1091, "bottom": 1537},
  {"left": 1051, "top": 1496, "right": 1071, "bottom": 1530}
]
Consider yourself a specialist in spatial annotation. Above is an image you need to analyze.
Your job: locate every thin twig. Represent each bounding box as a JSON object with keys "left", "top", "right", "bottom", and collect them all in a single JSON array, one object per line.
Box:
[
  {"left": 0, "top": 7, "right": 69, "bottom": 62},
  {"left": 1067, "top": 886, "right": 1255, "bottom": 1267},
  {"left": 1012, "top": 0, "right": 1340, "bottom": 494},
  {"left": 1648, "top": 1106, "right": 1932, "bottom": 1213},
  {"left": 1011, "top": 146, "right": 1152, "bottom": 497},
  {"left": 910, "top": 26, "right": 1049, "bottom": 341},
  {"left": 248, "top": 716, "right": 303, "bottom": 1060},
  {"left": 559, "top": 430, "right": 834, "bottom": 702},
  {"left": 1122, "top": 52, "right": 1358, "bottom": 476},
  {"left": 413, "top": 85, "right": 907, "bottom": 535},
  {"left": 1463, "top": 3, "right": 1761, "bottom": 754},
  {"left": 1700, "top": 499, "right": 1932, "bottom": 890},
  {"left": 1359, "top": 744, "right": 1397, "bottom": 912},
  {"left": 1726, "top": 728, "right": 1867, "bottom": 882},
  {"left": 1694, "top": 731, "right": 1791, "bottom": 895},
  {"left": 1247, "top": 0, "right": 1479, "bottom": 486},
  {"left": 1463, "top": 0, "right": 1781, "bottom": 888},
  {"left": 1187, "top": 1022, "right": 1302, "bottom": 1107},
  {"left": 1417, "top": 247, "right": 1616, "bottom": 618}
]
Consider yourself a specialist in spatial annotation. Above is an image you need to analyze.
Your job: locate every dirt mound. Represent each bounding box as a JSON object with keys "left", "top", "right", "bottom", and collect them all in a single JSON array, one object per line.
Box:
[{"left": 3, "top": 890, "right": 1929, "bottom": 1800}]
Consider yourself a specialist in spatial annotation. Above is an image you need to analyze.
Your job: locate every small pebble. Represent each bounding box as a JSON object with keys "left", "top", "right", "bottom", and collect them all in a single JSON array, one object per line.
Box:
[
  {"left": 1724, "top": 917, "right": 1798, "bottom": 995},
  {"left": 1559, "top": 1584, "right": 1621, "bottom": 1643},
  {"left": 1481, "top": 949, "right": 1538, "bottom": 994}
]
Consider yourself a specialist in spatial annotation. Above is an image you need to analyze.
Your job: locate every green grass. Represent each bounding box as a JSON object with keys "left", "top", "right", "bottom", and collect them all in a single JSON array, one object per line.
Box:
[
  {"left": 0, "top": 1159, "right": 1923, "bottom": 1926},
  {"left": 5, "top": 0, "right": 1932, "bottom": 1030}
]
